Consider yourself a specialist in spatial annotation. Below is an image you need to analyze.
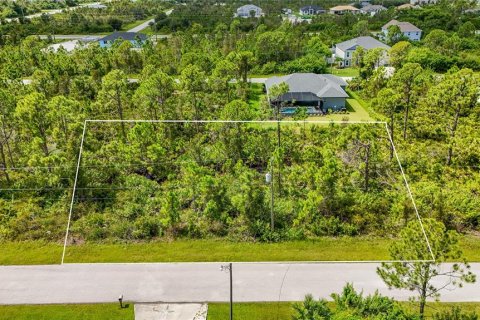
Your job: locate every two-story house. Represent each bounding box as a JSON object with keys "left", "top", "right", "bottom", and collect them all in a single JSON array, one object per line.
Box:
[
  {"left": 235, "top": 4, "right": 264, "bottom": 18},
  {"left": 382, "top": 19, "right": 422, "bottom": 41},
  {"left": 334, "top": 36, "right": 390, "bottom": 67}
]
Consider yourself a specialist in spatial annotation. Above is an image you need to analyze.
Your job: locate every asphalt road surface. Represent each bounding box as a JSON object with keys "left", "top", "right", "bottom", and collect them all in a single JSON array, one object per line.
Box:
[
  {"left": 127, "top": 19, "right": 155, "bottom": 33},
  {"left": 0, "top": 263, "right": 479, "bottom": 305}
]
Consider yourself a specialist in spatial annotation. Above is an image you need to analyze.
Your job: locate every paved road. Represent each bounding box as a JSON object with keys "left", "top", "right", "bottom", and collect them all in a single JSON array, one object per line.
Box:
[
  {"left": 38, "top": 35, "right": 102, "bottom": 40},
  {"left": 127, "top": 19, "right": 155, "bottom": 33},
  {"left": 5, "top": 2, "right": 105, "bottom": 23},
  {"left": 0, "top": 263, "right": 479, "bottom": 305},
  {"left": 231, "top": 77, "right": 353, "bottom": 84}
]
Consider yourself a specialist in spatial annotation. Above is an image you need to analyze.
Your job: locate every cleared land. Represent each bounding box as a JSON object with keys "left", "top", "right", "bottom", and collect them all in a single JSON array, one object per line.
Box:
[{"left": 1, "top": 236, "right": 479, "bottom": 265}]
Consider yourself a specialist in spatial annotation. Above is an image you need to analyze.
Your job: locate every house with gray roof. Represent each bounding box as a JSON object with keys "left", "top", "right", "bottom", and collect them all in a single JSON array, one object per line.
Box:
[
  {"left": 382, "top": 19, "right": 422, "bottom": 41},
  {"left": 300, "top": 5, "right": 325, "bottom": 15},
  {"left": 334, "top": 36, "right": 390, "bottom": 67},
  {"left": 265, "top": 73, "right": 349, "bottom": 114},
  {"left": 410, "top": 0, "right": 437, "bottom": 5},
  {"left": 98, "top": 32, "right": 148, "bottom": 48},
  {"left": 360, "top": 4, "right": 387, "bottom": 16},
  {"left": 235, "top": 4, "right": 263, "bottom": 18}
]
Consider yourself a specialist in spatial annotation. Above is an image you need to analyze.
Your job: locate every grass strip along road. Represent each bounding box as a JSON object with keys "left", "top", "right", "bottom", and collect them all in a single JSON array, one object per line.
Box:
[
  {"left": 1, "top": 302, "right": 480, "bottom": 320},
  {"left": 1, "top": 236, "right": 479, "bottom": 265}
]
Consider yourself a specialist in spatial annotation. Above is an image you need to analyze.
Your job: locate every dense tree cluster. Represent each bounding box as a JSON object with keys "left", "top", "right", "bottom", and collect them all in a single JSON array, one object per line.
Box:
[
  {"left": 0, "top": 0, "right": 479, "bottom": 244},
  {"left": 0, "top": 24, "right": 420, "bottom": 243},
  {"left": 0, "top": 0, "right": 165, "bottom": 42},
  {"left": 356, "top": 63, "right": 480, "bottom": 233}
]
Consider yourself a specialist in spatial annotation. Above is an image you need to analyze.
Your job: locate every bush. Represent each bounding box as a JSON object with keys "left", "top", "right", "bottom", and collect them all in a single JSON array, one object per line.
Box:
[
  {"left": 132, "top": 215, "right": 163, "bottom": 239},
  {"left": 433, "top": 307, "right": 478, "bottom": 320},
  {"left": 293, "top": 284, "right": 416, "bottom": 320}
]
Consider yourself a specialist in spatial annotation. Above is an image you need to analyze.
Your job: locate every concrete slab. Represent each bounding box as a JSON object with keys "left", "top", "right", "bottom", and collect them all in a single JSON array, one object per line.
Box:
[{"left": 134, "top": 303, "right": 207, "bottom": 320}]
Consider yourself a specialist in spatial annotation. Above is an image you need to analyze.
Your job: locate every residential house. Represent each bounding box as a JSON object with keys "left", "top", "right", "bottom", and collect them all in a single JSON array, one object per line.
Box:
[
  {"left": 98, "top": 32, "right": 148, "bottom": 48},
  {"left": 300, "top": 5, "right": 326, "bottom": 15},
  {"left": 329, "top": 5, "right": 360, "bottom": 14},
  {"left": 410, "top": 0, "right": 437, "bottom": 4},
  {"left": 235, "top": 4, "right": 263, "bottom": 18},
  {"left": 396, "top": 3, "right": 417, "bottom": 10},
  {"left": 83, "top": 3, "right": 107, "bottom": 9},
  {"left": 360, "top": 4, "right": 387, "bottom": 15},
  {"left": 382, "top": 19, "right": 422, "bottom": 41},
  {"left": 46, "top": 40, "right": 83, "bottom": 53},
  {"left": 265, "top": 73, "right": 349, "bottom": 114},
  {"left": 360, "top": 0, "right": 372, "bottom": 6},
  {"left": 334, "top": 36, "right": 390, "bottom": 67}
]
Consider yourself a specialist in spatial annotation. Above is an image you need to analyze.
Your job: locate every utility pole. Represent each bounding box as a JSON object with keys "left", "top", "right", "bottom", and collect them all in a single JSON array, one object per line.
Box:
[
  {"left": 220, "top": 263, "right": 233, "bottom": 320},
  {"left": 229, "top": 262, "right": 233, "bottom": 320},
  {"left": 266, "top": 164, "right": 274, "bottom": 231}
]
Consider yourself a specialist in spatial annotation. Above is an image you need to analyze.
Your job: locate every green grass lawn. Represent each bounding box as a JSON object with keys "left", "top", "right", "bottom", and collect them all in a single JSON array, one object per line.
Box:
[
  {"left": 346, "top": 89, "right": 383, "bottom": 120},
  {"left": 298, "top": 94, "right": 374, "bottom": 122},
  {"left": 330, "top": 67, "right": 359, "bottom": 77},
  {"left": 1, "top": 301, "right": 478, "bottom": 320},
  {"left": 247, "top": 83, "right": 265, "bottom": 109},
  {"left": 208, "top": 302, "right": 292, "bottom": 320},
  {"left": 207, "top": 302, "right": 480, "bottom": 320},
  {"left": 306, "top": 97, "right": 373, "bottom": 122},
  {"left": 62, "top": 237, "right": 393, "bottom": 264},
  {"left": 0, "top": 303, "right": 134, "bottom": 320},
  {"left": 1, "top": 235, "right": 479, "bottom": 265}
]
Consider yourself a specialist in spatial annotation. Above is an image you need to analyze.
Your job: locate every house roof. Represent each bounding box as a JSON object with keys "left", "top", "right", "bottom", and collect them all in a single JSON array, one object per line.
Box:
[
  {"left": 300, "top": 5, "right": 324, "bottom": 11},
  {"left": 382, "top": 19, "right": 422, "bottom": 32},
  {"left": 84, "top": 3, "right": 107, "bottom": 9},
  {"left": 47, "top": 40, "right": 81, "bottom": 53},
  {"left": 265, "top": 73, "right": 348, "bottom": 100},
  {"left": 329, "top": 5, "right": 360, "bottom": 11},
  {"left": 99, "top": 32, "right": 148, "bottom": 42},
  {"left": 237, "top": 4, "right": 262, "bottom": 11},
  {"left": 336, "top": 36, "right": 390, "bottom": 52},
  {"left": 361, "top": 4, "right": 387, "bottom": 12},
  {"left": 396, "top": 3, "right": 416, "bottom": 9}
]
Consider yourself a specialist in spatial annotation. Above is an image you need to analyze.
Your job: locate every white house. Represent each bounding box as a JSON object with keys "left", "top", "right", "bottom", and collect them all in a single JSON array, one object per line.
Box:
[
  {"left": 382, "top": 19, "right": 422, "bottom": 41},
  {"left": 334, "top": 36, "right": 390, "bottom": 67},
  {"left": 410, "top": 0, "right": 437, "bottom": 4},
  {"left": 235, "top": 4, "right": 263, "bottom": 18}
]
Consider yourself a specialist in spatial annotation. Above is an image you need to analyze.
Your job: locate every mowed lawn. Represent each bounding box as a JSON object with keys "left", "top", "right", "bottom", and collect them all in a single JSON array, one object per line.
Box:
[
  {"left": 1, "top": 302, "right": 479, "bottom": 320},
  {"left": 0, "top": 303, "right": 134, "bottom": 320},
  {"left": 1, "top": 235, "right": 479, "bottom": 265},
  {"left": 330, "top": 67, "right": 359, "bottom": 77}
]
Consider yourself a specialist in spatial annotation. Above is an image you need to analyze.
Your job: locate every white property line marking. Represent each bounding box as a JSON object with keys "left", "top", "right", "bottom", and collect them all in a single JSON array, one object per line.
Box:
[
  {"left": 85, "top": 119, "right": 387, "bottom": 124},
  {"left": 61, "top": 120, "right": 88, "bottom": 265},
  {"left": 384, "top": 122, "right": 435, "bottom": 261},
  {"left": 62, "top": 119, "right": 435, "bottom": 264}
]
